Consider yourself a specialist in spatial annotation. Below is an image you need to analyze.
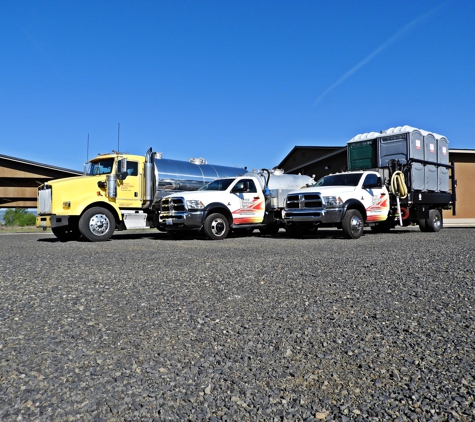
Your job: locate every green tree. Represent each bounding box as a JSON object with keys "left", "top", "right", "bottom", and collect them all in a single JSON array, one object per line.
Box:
[{"left": 4, "top": 209, "right": 36, "bottom": 226}]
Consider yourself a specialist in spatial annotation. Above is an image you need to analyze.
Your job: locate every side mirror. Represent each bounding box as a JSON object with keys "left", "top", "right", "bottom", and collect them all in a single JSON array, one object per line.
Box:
[
  {"left": 117, "top": 158, "right": 128, "bottom": 180},
  {"left": 363, "top": 177, "right": 383, "bottom": 189}
]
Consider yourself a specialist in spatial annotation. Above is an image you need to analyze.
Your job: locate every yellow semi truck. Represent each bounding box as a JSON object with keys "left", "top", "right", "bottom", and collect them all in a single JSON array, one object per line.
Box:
[{"left": 36, "top": 148, "right": 246, "bottom": 241}]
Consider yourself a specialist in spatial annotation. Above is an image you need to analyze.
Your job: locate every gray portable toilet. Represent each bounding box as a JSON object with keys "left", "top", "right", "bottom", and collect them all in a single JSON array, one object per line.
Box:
[
  {"left": 423, "top": 133, "right": 438, "bottom": 191},
  {"left": 435, "top": 134, "right": 450, "bottom": 192},
  {"left": 379, "top": 126, "right": 425, "bottom": 191},
  {"left": 408, "top": 128, "right": 426, "bottom": 191},
  {"left": 379, "top": 126, "right": 409, "bottom": 166}
]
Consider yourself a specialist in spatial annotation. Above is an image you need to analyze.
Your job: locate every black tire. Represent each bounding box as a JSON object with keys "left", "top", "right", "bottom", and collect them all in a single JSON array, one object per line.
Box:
[
  {"left": 418, "top": 219, "right": 428, "bottom": 232},
  {"left": 52, "top": 225, "right": 81, "bottom": 241},
  {"left": 203, "top": 213, "right": 229, "bottom": 240},
  {"left": 259, "top": 224, "right": 280, "bottom": 235},
  {"left": 167, "top": 230, "right": 187, "bottom": 240},
  {"left": 424, "top": 209, "right": 443, "bottom": 232},
  {"left": 341, "top": 209, "right": 364, "bottom": 239},
  {"left": 79, "top": 207, "right": 115, "bottom": 242}
]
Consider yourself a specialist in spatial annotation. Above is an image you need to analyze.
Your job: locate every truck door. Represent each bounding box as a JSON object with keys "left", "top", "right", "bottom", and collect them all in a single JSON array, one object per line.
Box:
[
  {"left": 117, "top": 160, "right": 143, "bottom": 207},
  {"left": 229, "top": 178, "right": 265, "bottom": 225},
  {"left": 360, "top": 174, "right": 390, "bottom": 222}
]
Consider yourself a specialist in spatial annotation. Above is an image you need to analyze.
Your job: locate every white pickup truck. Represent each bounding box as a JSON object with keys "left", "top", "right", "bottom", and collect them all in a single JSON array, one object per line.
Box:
[
  {"left": 283, "top": 168, "right": 452, "bottom": 239},
  {"left": 283, "top": 171, "right": 390, "bottom": 239},
  {"left": 159, "top": 170, "right": 313, "bottom": 240}
]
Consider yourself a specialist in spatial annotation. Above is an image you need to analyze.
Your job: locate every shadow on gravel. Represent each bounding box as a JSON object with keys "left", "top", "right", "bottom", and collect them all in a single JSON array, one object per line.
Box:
[
  {"left": 279, "top": 227, "right": 422, "bottom": 239},
  {"left": 36, "top": 231, "right": 169, "bottom": 242},
  {"left": 36, "top": 225, "right": 458, "bottom": 242}
]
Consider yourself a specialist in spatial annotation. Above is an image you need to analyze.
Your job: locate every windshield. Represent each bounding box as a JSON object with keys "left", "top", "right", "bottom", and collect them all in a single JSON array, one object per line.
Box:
[
  {"left": 314, "top": 173, "right": 363, "bottom": 187},
  {"left": 87, "top": 158, "right": 114, "bottom": 175},
  {"left": 199, "top": 178, "right": 235, "bottom": 191}
]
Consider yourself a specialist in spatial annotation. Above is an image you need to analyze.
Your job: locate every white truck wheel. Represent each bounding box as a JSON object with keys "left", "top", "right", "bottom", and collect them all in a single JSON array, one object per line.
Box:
[
  {"left": 79, "top": 207, "right": 115, "bottom": 242},
  {"left": 425, "top": 209, "right": 442, "bottom": 232},
  {"left": 342, "top": 209, "right": 364, "bottom": 239},
  {"left": 203, "top": 213, "right": 229, "bottom": 240}
]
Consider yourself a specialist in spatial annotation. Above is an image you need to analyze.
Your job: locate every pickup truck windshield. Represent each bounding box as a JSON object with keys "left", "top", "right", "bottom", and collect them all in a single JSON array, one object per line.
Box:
[
  {"left": 314, "top": 173, "right": 363, "bottom": 187},
  {"left": 87, "top": 158, "right": 114, "bottom": 175},
  {"left": 199, "top": 179, "right": 235, "bottom": 191}
]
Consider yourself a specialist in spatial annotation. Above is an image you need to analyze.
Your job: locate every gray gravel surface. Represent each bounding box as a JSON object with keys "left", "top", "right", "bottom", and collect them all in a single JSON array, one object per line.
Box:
[{"left": 1, "top": 228, "right": 474, "bottom": 421}]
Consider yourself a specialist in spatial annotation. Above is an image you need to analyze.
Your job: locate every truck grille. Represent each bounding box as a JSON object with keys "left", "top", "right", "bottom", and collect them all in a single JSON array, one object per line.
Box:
[
  {"left": 38, "top": 185, "right": 52, "bottom": 214},
  {"left": 286, "top": 193, "right": 323, "bottom": 209},
  {"left": 161, "top": 197, "right": 186, "bottom": 212}
]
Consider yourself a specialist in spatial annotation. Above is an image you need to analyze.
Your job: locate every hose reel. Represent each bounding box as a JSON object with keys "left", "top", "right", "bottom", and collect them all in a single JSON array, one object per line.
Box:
[{"left": 390, "top": 170, "right": 408, "bottom": 226}]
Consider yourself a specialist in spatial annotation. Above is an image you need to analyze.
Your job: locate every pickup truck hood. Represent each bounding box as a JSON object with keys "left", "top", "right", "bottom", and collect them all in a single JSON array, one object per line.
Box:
[
  {"left": 164, "top": 190, "right": 223, "bottom": 201},
  {"left": 295, "top": 185, "right": 358, "bottom": 195}
]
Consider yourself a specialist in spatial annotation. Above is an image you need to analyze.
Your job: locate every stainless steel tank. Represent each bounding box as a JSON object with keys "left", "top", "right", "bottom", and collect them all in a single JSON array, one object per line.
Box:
[
  {"left": 249, "top": 169, "right": 314, "bottom": 209},
  {"left": 152, "top": 155, "right": 247, "bottom": 204},
  {"left": 245, "top": 169, "right": 313, "bottom": 190}
]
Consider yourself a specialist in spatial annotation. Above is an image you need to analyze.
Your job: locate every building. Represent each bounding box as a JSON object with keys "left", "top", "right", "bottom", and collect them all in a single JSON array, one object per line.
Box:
[{"left": 0, "top": 154, "right": 81, "bottom": 208}]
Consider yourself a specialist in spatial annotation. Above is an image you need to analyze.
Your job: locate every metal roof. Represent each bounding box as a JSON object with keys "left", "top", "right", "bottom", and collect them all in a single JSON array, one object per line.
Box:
[{"left": 0, "top": 154, "right": 82, "bottom": 175}]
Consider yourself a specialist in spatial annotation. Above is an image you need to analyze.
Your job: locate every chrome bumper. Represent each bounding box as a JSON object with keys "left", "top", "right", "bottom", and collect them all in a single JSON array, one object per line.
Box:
[
  {"left": 159, "top": 211, "right": 204, "bottom": 229},
  {"left": 283, "top": 207, "right": 342, "bottom": 224}
]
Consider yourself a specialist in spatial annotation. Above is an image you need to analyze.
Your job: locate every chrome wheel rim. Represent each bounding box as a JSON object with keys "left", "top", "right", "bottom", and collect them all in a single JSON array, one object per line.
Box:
[
  {"left": 350, "top": 215, "right": 363, "bottom": 235},
  {"left": 89, "top": 213, "right": 110, "bottom": 236},
  {"left": 210, "top": 217, "right": 226, "bottom": 237}
]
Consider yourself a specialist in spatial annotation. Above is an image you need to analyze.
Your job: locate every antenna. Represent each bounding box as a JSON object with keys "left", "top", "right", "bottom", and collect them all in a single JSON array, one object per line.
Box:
[
  {"left": 117, "top": 123, "right": 120, "bottom": 152},
  {"left": 86, "top": 134, "right": 89, "bottom": 162}
]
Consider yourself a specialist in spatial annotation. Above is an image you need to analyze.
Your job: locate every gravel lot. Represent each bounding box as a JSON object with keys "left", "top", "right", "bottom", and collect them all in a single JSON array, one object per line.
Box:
[{"left": 1, "top": 227, "right": 474, "bottom": 421}]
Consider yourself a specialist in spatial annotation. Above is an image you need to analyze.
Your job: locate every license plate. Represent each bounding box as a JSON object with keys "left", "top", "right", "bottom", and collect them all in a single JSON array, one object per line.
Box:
[{"left": 166, "top": 218, "right": 173, "bottom": 226}]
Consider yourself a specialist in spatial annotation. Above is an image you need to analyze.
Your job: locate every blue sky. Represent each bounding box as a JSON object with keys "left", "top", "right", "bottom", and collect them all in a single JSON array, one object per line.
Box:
[{"left": 1, "top": 0, "right": 473, "bottom": 172}]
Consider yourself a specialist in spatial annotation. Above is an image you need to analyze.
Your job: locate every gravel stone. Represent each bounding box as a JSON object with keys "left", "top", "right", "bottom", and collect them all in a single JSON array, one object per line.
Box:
[{"left": 0, "top": 227, "right": 474, "bottom": 420}]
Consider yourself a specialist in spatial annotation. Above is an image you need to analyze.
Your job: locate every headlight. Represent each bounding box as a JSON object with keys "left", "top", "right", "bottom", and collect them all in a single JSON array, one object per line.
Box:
[
  {"left": 323, "top": 196, "right": 342, "bottom": 206},
  {"left": 186, "top": 199, "right": 205, "bottom": 209}
]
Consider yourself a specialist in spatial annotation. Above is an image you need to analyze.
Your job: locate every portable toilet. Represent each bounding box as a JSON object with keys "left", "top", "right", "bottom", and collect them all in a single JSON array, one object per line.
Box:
[
  {"left": 379, "top": 126, "right": 410, "bottom": 166},
  {"left": 435, "top": 134, "right": 450, "bottom": 192},
  {"left": 347, "top": 132, "right": 379, "bottom": 170},
  {"left": 378, "top": 126, "right": 425, "bottom": 191},
  {"left": 424, "top": 133, "right": 438, "bottom": 191}
]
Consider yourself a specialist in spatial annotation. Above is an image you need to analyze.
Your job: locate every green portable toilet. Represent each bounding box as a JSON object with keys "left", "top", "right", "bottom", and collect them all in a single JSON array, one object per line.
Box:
[{"left": 347, "top": 132, "right": 379, "bottom": 170}]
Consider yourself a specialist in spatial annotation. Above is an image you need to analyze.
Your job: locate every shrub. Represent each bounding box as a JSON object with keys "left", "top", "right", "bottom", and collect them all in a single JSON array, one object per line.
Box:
[{"left": 3, "top": 209, "right": 36, "bottom": 226}]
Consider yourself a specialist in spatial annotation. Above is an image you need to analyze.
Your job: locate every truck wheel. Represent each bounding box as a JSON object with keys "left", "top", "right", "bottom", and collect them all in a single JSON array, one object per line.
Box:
[
  {"left": 52, "top": 225, "right": 81, "bottom": 241},
  {"left": 342, "top": 209, "right": 364, "bottom": 239},
  {"left": 79, "top": 207, "right": 115, "bottom": 242},
  {"left": 418, "top": 219, "right": 428, "bottom": 232},
  {"left": 424, "top": 209, "right": 443, "bottom": 232},
  {"left": 203, "top": 213, "right": 229, "bottom": 240}
]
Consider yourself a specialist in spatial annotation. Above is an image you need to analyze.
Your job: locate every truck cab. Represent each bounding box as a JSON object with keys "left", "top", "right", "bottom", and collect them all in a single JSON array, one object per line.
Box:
[{"left": 36, "top": 152, "right": 147, "bottom": 241}]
